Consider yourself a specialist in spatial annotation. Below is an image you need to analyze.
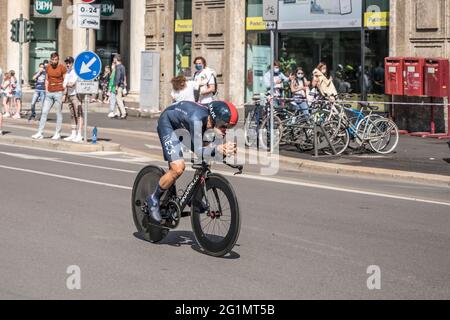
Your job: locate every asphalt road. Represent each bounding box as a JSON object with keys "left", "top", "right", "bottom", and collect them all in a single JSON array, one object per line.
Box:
[
  {"left": 14, "top": 106, "right": 450, "bottom": 176},
  {"left": 0, "top": 142, "right": 449, "bottom": 299}
]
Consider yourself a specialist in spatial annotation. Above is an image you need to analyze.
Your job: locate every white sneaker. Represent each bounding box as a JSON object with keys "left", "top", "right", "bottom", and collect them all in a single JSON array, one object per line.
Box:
[
  {"left": 107, "top": 112, "right": 116, "bottom": 118},
  {"left": 32, "top": 132, "right": 44, "bottom": 140},
  {"left": 12, "top": 113, "right": 21, "bottom": 119},
  {"left": 64, "top": 133, "right": 76, "bottom": 142},
  {"left": 51, "top": 133, "right": 61, "bottom": 141},
  {"left": 3, "top": 112, "right": 11, "bottom": 118},
  {"left": 72, "top": 134, "right": 84, "bottom": 143}
]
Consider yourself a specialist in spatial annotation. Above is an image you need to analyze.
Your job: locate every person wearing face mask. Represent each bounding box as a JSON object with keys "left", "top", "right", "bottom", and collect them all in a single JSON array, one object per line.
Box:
[
  {"left": 192, "top": 57, "right": 217, "bottom": 105},
  {"left": 28, "top": 63, "right": 47, "bottom": 122},
  {"left": 263, "top": 61, "right": 289, "bottom": 100},
  {"left": 290, "top": 67, "right": 310, "bottom": 116},
  {"left": 312, "top": 62, "right": 338, "bottom": 102}
]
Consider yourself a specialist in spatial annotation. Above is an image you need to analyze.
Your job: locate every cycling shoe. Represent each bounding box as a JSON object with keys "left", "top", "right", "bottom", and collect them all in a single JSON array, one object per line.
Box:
[{"left": 146, "top": 195, "right": 163, "bottom": 226}]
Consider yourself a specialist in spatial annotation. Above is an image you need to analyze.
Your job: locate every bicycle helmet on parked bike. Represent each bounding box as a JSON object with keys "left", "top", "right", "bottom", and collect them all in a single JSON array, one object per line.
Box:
[{"left": 208, "top": 101, "right": 239, "bottom": 129}]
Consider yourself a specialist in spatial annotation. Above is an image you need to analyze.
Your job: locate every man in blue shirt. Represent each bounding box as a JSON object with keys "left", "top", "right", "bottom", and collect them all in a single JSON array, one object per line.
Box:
[{"left": 28, "top": 63, "right": 46, "bottom": 122}]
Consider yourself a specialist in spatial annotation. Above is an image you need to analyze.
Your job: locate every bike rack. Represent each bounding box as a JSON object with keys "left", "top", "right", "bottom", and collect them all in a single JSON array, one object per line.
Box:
[{"left": 313, "top": 123, "right": 338, "bottom": 157}]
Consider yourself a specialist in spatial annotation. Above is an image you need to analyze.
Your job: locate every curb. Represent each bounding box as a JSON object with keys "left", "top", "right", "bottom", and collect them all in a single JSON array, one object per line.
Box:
[
  {"left": 0, "top": 135, "right": 121, "bottom": 153},
  {"left": 3, "top": 121, "right": 449, "bottom": 186},
  {"left": 274, "top": 153, "right": 450, "bottom": 187}
]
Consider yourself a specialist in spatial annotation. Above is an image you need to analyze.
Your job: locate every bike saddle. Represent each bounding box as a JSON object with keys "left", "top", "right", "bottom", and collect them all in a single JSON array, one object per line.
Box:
[{"left": 359, "top": 102, "right": 379, "bottom": 111}]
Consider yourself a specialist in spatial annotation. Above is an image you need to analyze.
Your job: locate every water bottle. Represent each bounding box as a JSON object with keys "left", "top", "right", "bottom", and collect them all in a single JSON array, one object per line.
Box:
[{"left": 92, "top": 127, "right": 98, "bottom": 144}]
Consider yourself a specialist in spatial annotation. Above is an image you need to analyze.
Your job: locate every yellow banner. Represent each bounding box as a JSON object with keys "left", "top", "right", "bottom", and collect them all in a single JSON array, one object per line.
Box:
[
  {"left": 246, "top": 17, "right": 267, "bottom": 31},
  {"left": 175, "top": 19, "right": 192, "bottom": 33},
  {"left": 181, "top": 56, "right": 190, "bottom": 69},
  {"left": 365, "top": 12, "right": 389, "bottom": 28}
]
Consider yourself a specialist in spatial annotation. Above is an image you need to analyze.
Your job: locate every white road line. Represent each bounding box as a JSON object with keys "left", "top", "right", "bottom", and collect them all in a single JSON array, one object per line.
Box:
[
  {"left": 1, "top": 146, "right": 449, "bottom": 207},
  {"left": 0, "top": 165, "right": 132, "bottom": 190},
  {"left": 219, "top": 172, "right": 450, "bottom": 207},
  {"left": 0, "top": 152, "right": 137, "bottom": 173}
]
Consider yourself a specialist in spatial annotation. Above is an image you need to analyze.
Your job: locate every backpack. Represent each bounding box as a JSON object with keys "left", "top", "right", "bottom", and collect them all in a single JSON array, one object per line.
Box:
[
  {"left": 194, "top": 68, "right": 218, "bottom": 102},
  {"left": 210, "top": 71, "right": 218, "bottom": 97}
]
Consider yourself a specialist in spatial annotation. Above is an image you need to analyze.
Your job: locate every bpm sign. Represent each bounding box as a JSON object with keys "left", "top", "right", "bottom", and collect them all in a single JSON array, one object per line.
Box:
[
  {"left": 35, "top": 0, "right": 53, "bottom": 15},
  {"left": 101, "top": 1, "right": 116, "bottom": 16}
]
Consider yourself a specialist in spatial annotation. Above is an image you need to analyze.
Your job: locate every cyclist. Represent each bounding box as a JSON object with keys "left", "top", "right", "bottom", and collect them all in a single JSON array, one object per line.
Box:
[{"left": 146, "top": 100, "right": 239, "bottom": 226}]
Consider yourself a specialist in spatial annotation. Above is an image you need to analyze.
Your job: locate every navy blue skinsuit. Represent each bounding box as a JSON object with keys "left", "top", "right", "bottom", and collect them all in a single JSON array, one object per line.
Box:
[{"left": 157, "top": 101, "right": 218, "bottom": 163}]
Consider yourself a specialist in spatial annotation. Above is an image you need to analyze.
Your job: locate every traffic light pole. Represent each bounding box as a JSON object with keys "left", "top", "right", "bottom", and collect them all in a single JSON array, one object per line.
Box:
[{"left": 19, "top": 15, "right": 25, "bottom": 92}]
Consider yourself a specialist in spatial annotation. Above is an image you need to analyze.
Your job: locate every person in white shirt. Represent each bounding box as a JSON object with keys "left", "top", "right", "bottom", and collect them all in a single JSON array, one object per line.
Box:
[
  {"left": 263, "top": 61, "right": 289, "bottom": 97},
  {"left": 170, "top": 75, "right": 195, "bottom": 103},
  {"left": 192, "top": 57, "right": 217, "bottom": 105},
  {"left": 62, "top": 56, "right": 83, "bottom": 143}
]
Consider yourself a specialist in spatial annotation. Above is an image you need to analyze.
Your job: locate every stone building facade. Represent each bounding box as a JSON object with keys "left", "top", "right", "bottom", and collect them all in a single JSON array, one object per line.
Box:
[
  {"left": 0, "top": 0, "right": 448, "bottom": 134},
  {"left": 0, "top": 0, "right": 245, "bottom": 110}
]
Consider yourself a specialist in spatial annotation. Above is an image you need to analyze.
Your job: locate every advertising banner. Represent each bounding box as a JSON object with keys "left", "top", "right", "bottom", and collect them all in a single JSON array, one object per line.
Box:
[{"left": 278, "top": 0, "right": 362, "bottom": 30}]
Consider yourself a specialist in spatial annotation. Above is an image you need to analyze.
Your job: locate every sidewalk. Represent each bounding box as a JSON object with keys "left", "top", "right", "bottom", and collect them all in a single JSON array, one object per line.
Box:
[
  {"left": 20, "top": 89, "right": 160, "bottom": 119},
  {"left": 1, "top": 107, "right": 449, "bottom": 186}
]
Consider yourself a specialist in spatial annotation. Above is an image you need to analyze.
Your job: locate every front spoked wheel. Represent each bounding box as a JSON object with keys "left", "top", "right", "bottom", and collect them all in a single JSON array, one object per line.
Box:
[{"left": 191, "top": 174, "right": 241, "bottom": 257}]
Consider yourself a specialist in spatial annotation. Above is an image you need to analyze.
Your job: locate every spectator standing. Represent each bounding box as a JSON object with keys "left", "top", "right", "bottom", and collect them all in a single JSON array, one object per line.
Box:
[
  {"left": 32, "top": 52, "right": 67, "bottom": 140},
  {"left": 63, "top": 56, "right": 83, "bottom": 143},
  {"left": 107, "top": 62, "right": 117, "bottom": 119},
  {"left": 290, "top": 67, "right": 310, "bottom": 116},
  {"left": 1, "top": 72, "right": 14, "bottom": 118},
  {"left": 0, "top": 68, "right": 3, "bottom": 134},
  {"left": 192, "top": 57, "right": 217, "bottom": 105},
  {"left": 28, "top": 63, "right": 47, "bottom": 122},
  {"left": 263, "top": 61, "right": 289, "bottom": 98},
  {"left": 312, "top": 62, "right": 338, "bottom": 102},
  {"left": 8, "top": 70, "right": 22, "bottom": 119},
  {"left": 113, "top": 54, "right": 127, "bottom": 119},
  {"left": 100, "top": 66, "right": 111, "bottom": 103},
  {"left": 170, "top": 75, "right": 196, "bottom": 103}
]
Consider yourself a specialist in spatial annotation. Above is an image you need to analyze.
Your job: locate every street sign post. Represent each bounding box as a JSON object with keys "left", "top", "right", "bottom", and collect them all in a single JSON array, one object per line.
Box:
[
  {"left": 265, "top": 21, "right": 277, "bottom": 30},
  {"left": 75, "top": 51, "right": 102, "bottom": 144},
  {"left": 263, "top": 0, "right": 279, "bottom": 154},
  {"left": 76, "top": 81, "right": 99, "bottom": 95},
  {"left": 74, "top": 51, "right": 102, "bottom": 81},
  {"left": 263, "top": 0, "right": 279, "bottom": 22},
  {"left": 78, "top": 3, "right": 101, "bottom": 30}
]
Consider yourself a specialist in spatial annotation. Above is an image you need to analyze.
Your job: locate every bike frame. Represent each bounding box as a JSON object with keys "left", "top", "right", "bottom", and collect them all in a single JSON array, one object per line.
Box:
[
  {"left": 176, "top": 164, "right": 209, "bottom": 214},
  {"left": 173, "top": 162, "right": 243, "bottom": 215}
]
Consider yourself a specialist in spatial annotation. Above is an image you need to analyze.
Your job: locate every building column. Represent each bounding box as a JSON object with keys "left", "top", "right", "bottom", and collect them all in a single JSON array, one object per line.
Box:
[
  {"left": 7, "top": 0, "right": 30, "bottom": 86},
  {"left": 0, "top": 1, "right": 9, "bottom": 69},
  {"left": 58, "top": 0, "right": 74, "bottom": 60},
  {"left": 225, "top": 0, "right": 246, "bottom": 106},
  {"left": 129, "top": 0, "right": 146, "bottom": 94}
]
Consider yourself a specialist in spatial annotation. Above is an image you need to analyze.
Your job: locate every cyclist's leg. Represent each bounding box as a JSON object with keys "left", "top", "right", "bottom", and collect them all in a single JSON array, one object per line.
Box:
[{"left": 146, "top": 124, "right": 185, "bottom": 224}]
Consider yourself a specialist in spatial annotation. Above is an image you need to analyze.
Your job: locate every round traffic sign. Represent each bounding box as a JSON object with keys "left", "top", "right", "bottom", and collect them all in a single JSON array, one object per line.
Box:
[{"left": 74, "top": 51, "right": 102, "bottom": 81}]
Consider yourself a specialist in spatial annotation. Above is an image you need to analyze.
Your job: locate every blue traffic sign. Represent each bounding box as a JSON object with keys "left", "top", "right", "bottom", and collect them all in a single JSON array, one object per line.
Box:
[{"left": 74, "top": 51, "right": 102, "bottom": 81}]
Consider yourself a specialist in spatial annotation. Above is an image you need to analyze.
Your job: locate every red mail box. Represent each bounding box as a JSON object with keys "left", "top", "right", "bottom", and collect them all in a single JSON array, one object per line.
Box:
[
  {"left": 385, "top": 57, "right": 404, "bottom": 95},
  {"left": 403, "top": 57, "right": 425, "bottom": 96},
  {"left": 424, "top": 58, "right": 449, "bottom": 97}
]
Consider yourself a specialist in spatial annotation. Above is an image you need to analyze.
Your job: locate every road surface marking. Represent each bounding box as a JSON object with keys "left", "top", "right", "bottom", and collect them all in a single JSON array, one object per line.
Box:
[
  {"left": 0, "top": 152, "right": 137, "bottom": 174},
  {"left": 222, "top": 172, "right": 450, "bottom": 207},
  {"left": 0, "top": 147, "right": 449, "bottom": 207},
  {"left": 0, "top": 165, "right": 132, "bottom": 190}
]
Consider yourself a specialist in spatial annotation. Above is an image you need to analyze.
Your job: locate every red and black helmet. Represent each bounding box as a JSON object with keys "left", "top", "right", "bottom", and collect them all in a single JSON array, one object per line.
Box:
[{"left": 208, "top": 101, "right": 239, "bottom": 129}]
